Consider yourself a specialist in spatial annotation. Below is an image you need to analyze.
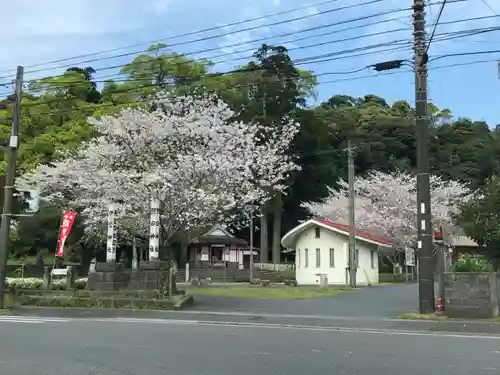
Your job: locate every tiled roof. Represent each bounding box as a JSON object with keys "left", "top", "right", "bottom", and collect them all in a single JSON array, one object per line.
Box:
[{"left": 314, "top": 218, "right": 393, "bottom": 246}]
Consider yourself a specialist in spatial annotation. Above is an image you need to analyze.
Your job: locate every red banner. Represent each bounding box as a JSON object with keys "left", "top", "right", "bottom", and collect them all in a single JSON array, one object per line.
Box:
[{"left": 56, "top": 212, "right": 77, "bottom": 257}]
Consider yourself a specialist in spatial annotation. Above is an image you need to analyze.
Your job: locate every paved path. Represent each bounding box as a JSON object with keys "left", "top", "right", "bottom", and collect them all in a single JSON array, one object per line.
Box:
[
  {"left": 0, "top": 315, "right": 498, "bottom": 374},
  {"left": 192, "top": 283, "right": 419, "bottom": 318}
]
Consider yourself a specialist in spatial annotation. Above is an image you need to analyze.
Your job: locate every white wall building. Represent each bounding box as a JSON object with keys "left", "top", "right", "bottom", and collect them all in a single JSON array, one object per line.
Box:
[{"left": 281, "top": 218, "right": 393, "bottom": 286}]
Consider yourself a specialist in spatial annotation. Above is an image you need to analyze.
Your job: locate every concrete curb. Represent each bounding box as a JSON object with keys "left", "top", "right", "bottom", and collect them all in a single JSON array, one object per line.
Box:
[{"left": 173, "top": 295, "right": 194, "bottom": 310}]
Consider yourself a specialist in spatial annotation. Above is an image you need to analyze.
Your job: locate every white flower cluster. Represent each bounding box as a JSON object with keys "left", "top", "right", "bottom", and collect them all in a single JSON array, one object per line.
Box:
[
  {"left": 19, "top": 95, "right": 300, "bottom": 244},
  {"left": 303, "top": 170, "right": 473, "bottom": 248}
]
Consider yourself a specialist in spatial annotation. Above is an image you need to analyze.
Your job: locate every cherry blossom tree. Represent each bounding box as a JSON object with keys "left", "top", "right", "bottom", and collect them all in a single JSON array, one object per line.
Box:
[
  {"left": 18, "top": 94, "right": 299, "bottom": 247},
  {"left": 303, "top": 170, "right": 473, "bottom": 248}
]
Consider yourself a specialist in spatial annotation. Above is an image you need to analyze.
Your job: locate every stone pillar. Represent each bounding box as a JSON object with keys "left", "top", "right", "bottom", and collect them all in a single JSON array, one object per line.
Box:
[
  {"left": 43, "top": 266, "right": 50, "bottom": 288},
  {"left": 88, "top": 258, "right": 97, "bottom": 274},
  {"left": 238, "top": 250, "right": 244, "bottom": 270},
  {"left": 132, "top": 237, "right": 138, "bottom": 269},
  {"left": 149, "top": 198, "right": 160, "bottom": 260},
  {"left": 66, "top": 266, "right": 72, "bottom": 290},
  {"left": 106, "top": 205, "right": 117, "bottom": 263}
]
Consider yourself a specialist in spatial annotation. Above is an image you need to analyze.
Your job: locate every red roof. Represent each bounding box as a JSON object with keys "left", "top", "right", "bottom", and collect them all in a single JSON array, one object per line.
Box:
[{"left": 314, "top": 218, "right": 393, "bottom": 246}]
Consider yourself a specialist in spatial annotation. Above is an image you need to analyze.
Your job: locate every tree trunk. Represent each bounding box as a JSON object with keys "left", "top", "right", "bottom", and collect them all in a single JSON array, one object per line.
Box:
[
  {"left": 260, "top": 203, "right": 269, "bottom": 264},
  {"left": 272, "top": 191, "right": 283, "bottom": 265}
]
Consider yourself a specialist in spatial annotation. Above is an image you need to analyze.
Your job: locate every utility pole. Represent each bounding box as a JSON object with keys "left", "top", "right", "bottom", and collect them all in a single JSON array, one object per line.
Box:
[
  {"left": 413, "top": 0, "right": 435, "bottom": 313},
  {"left": 347, "top": 140, "right": 357, "bottom": 288},
  {"left": 0, "top": 66, "right": 23, "bottom": 309}
]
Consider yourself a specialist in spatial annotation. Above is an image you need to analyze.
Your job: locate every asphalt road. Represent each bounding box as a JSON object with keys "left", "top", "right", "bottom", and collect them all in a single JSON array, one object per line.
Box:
[
  {"left": 192, "top": 282, "right": 420, "bottom": 318},
  {"left": 0, "top": 316, "right": 498, "bottom": 375}
]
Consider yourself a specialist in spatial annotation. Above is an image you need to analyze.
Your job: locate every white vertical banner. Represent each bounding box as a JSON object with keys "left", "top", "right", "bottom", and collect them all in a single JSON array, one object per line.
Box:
[
  {"left": 106, "top": 204, "right": 117, "bottom": 263},
  {"left": 149, "top": 198, "right": 160, "bottom": 260},
  {"left": 405, "top": 248, "right": 415, "bottom": 266}
]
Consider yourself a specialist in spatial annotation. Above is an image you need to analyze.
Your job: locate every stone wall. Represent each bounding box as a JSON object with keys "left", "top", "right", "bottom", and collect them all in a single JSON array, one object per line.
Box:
[
  {"left": 444, "top": 272, "right": 500, "bottom": 318},
  {"left": 87, "top": 261, "right": 173, "bottom": 292},
  {"left": 176, "top": 269, "right": 293, "bottom": 283}
]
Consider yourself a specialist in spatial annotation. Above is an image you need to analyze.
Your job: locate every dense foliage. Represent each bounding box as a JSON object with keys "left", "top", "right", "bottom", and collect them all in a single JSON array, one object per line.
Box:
[
  {"left": 451, "top": 254, "right": 494, "bottom": 273},
  {"left": 2, "top": 43, "right": 499, "bottom": 263}
]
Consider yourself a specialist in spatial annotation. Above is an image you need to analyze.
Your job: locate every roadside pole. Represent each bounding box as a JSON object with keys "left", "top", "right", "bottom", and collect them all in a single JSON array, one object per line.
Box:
[{"left": 0, "top": 66, "right": 23, "bottom": 309}]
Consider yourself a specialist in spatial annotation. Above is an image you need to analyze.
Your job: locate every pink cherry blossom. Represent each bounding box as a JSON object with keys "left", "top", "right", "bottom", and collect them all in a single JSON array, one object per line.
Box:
[
  {"left": 303, "top": 171, "right": 472, "bottom": 247},
  {"left": 19, "top": 94, "right": 300, "bottom": 244}
]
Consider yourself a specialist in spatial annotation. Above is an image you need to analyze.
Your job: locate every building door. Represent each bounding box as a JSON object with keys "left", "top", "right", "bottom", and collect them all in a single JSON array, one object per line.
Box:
[{"left": 210, "top": 245, "right": 224, "bottom": 262}]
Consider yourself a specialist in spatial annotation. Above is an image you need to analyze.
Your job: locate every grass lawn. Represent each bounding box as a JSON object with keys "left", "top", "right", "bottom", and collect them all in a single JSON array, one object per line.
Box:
[
  {"left": 398, "top": 312, "right": 500, "bottom": 322},
  {"left": 186, "top": 285, "right": 345, "bottom": 299}
]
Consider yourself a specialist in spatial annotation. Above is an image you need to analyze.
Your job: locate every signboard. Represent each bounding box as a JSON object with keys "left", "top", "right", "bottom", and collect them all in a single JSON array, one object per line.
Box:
[
  {"left": 106, "top": 205, "right": 117, "bottom": 262},
  {"left": 149, "top": 199, "right": 160, "bottom": 260},
  {"left": 56, "top": 211, "right": 77, "bottom": 257},
  {"left": 405, "top": 248, "right": 415, "bottom": 267}
]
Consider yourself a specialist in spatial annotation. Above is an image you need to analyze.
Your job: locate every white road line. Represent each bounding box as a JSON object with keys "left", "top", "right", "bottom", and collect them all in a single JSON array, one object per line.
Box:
[
  {"left": 154, "top": 309, "right": 412, "bottom": 322},
  {"left": 0, "top": 316, "right": 71, "bottom": 324},
  {"left": 76, "top": 317, "right": 500, "bottom": 339},
  {"left": 0, "top": 318, "right": 45, "bottom": 324}
]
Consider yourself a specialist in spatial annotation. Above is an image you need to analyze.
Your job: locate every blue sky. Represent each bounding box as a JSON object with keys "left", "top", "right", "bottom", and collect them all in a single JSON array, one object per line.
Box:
[{"left": 1, "top": 0, "right": 500, "bottom": 125}]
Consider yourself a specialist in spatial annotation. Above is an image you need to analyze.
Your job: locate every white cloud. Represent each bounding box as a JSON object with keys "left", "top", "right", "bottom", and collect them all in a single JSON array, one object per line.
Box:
[
  {"left": 219, "top": 31, "right": 260, "bottom": 54},
  {"left": 1, "top": 0, "right": 151, "bottom": 37},
  {"left": 152, "top": 0, "right": 173, "bottom": 14},
  {"left": 0, "top": 0, "right": 181, "bottom": 74}
]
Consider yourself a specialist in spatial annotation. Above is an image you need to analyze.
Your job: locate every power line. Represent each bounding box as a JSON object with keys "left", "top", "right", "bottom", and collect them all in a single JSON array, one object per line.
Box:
[
  {"left": 16, "top": 68, "right": 408, "bottom": 118},
  {"left": 14, "top": 56, "right": 497, "bottom": 120},
  {"left": 0, "top": 0, "right": 385, "bottom": 80},
  {"left": 18, "top": 31, "right": 412, "bottom": 90},
  {"left": 1, "top": 44, "right": 408, "bottom": 99},
  {"left": 1, "top": 22, "right": 496, "bottom": 100},
  {"left": 9, "top": 15, "right": 498, "bottom": 94},
  {"left": 0, "top": 23, "right": 496, "bottom": 105},
  {"left": 0, "top": 0, "right": 347, "bottom": 74},
  {"left": 425, "top": 0, "right": 447, "bottom": 54},
  {"left": 20, "top": 3, "right": 403, "bottom": 79},
  {"left": 1, "top": 0, "right": 465, "bottom": 82},
  {"left": 1, "top": 23, "right": 497, "bottom": 100},
  {"left": 16, "top": 41, "right": 417, "bottom": 108},
  {"left": 82, "top": 13, "right": 496, "bottom": 80},
  {"left": 430, "top": 48, "right": 500, "bottom": 61},
  {"left": 481, "top": 0, "right": 498, "bottom": 15}
]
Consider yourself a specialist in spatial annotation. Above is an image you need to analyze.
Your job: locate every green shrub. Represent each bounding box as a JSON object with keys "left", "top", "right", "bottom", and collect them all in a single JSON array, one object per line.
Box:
[
  {"left": 451, "top": 254, "right": 494, "bottom": 272},
  {"left": 5, "top": 277, "right": 88, "bottom": 291}
]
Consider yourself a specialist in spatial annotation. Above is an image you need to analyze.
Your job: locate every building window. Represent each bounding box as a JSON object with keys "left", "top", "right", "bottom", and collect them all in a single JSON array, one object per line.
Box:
[
  {"left": 305, "top": 249, "right": 309, "bottom": 267},
  {"left": 371, "top": 250, "right": 376, "bottom": 269},
  {"left": 315, "top": 226, "right": 320, "bottom": 238},
  {"left": 297, "top": 249, "right": 300, "bottom": 268},
  {"left": 329, "top": 248, "right": 335, "bottom": 268},
  {"left": 316, "top": 248, "right": 321, "bottom": 268},
  {"left": 356, "top": 248, "right": 360, "bottom": 268}
]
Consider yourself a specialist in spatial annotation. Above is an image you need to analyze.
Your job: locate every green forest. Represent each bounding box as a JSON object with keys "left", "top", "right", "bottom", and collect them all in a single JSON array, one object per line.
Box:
[{"left": 1, "top": 43, "right": 498, "bottom": 263}]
